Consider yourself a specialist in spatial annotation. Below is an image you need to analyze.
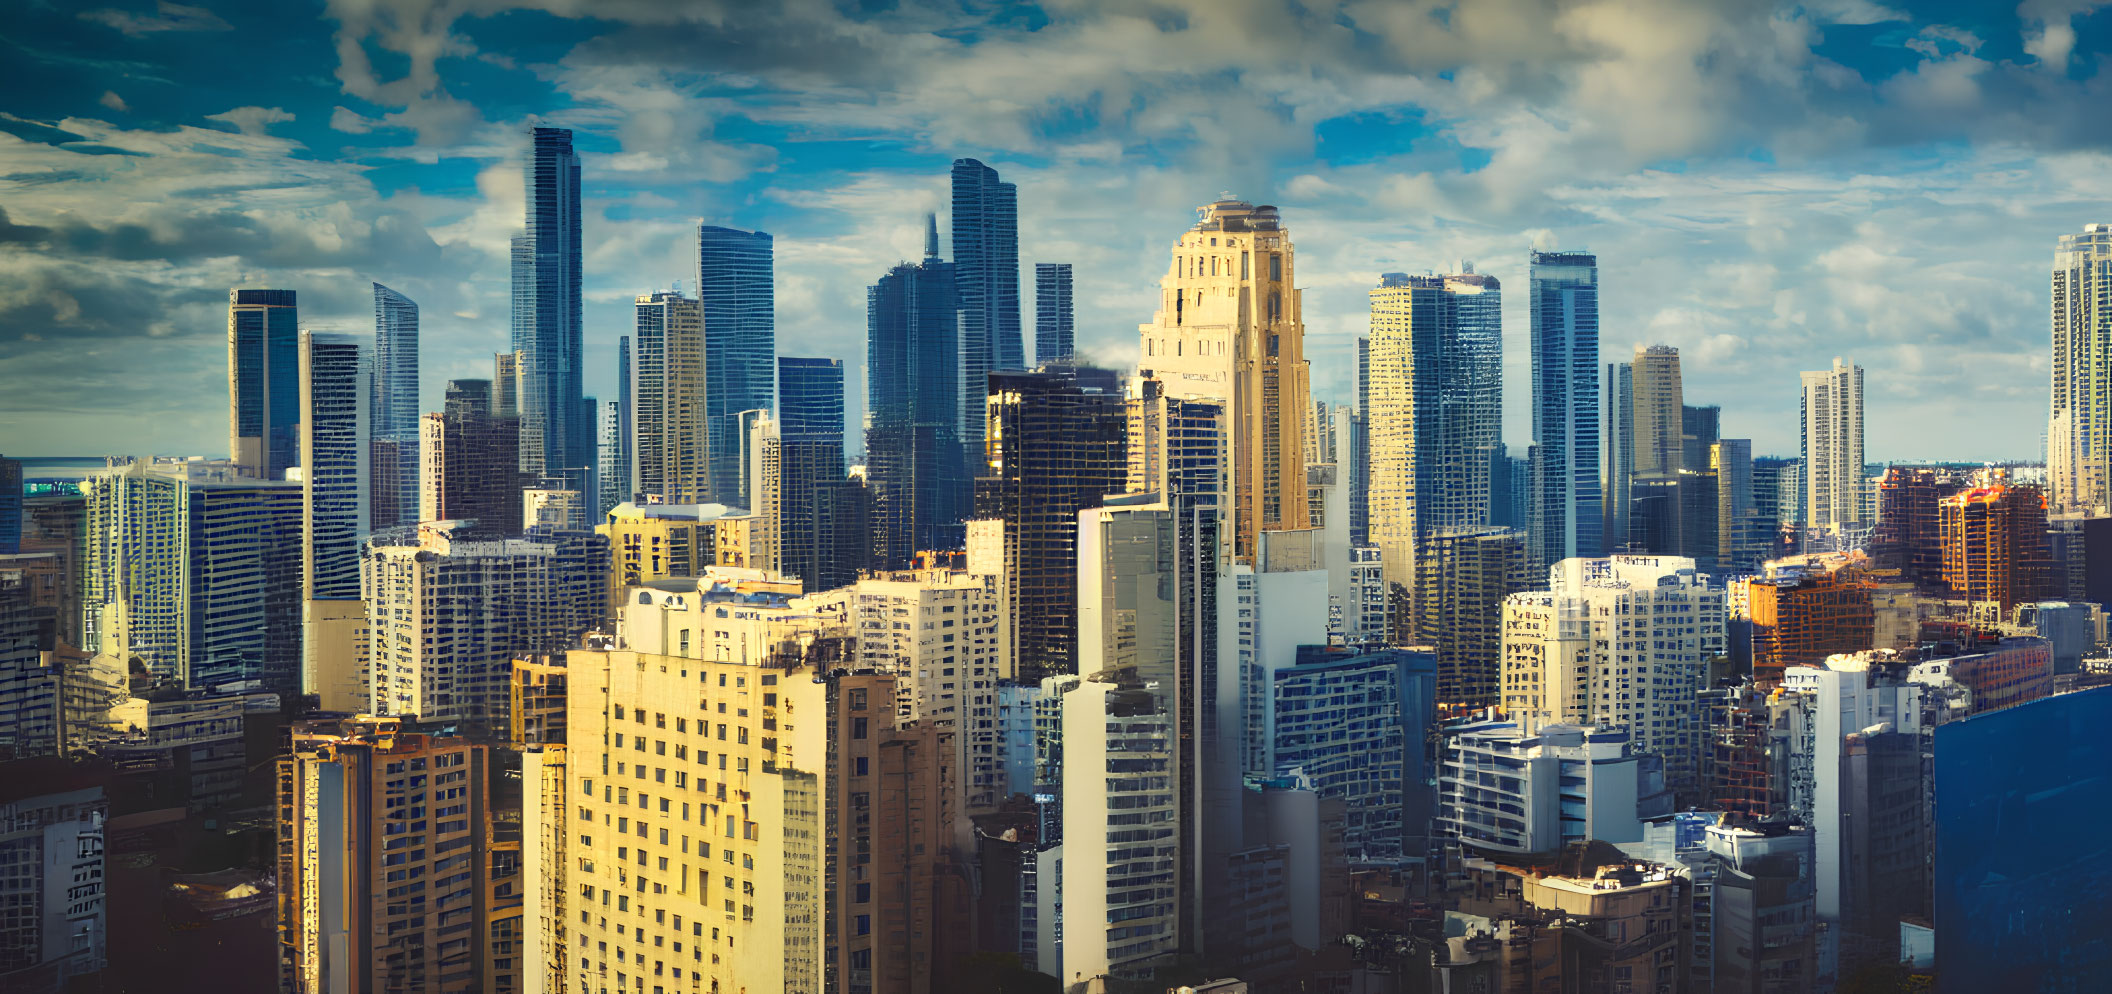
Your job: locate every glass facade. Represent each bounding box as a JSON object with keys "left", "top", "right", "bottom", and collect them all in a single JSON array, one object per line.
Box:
[
  {"left": 697, "top": 225, "right": 775, "bottom": 504},
  {"left": 512, "top": 127, "right": 585, "bottom": 482},
  {"left": 228, "top": 288, "right": 299, "bottom": 479},
  {"left": 1033, "top": 262, "right": 1072, "bottom": 363},
  {"left": 1528, "top": 250, "right": 1603, "bottom": 569},
  {"left": 370, "top": 283, "right": 419, "bottom": 528},
  {"left": 301, "top": 332, "right": 366, "bottom": 600},
  {"left": 951, "top": 158, "right": 1021, "bottom": 449},
  {"left": 865, "top": 253, "right": 964, "bottom": 565}
]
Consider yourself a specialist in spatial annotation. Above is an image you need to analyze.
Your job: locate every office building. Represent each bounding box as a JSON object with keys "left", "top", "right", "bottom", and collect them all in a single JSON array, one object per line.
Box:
[
  {"left": 1682, "top": 404, "right": 1721, "bottom": 473},
  {"left": 804, "top": 566, "right": 1008, "bottom": 812},
  {"left": 1696, "top": 817, "right": 1818, "bottom": 994},
  {"left": 1137, "top": 197, "right": 1312, "bottom": 559},
  {"left": 596, "top": 398, "right": 624, "bottom": 520},
  {"left": 1266, "top": 646, "right": 1435, "bottom": 863},
  {"left": 83, "top": 459, "right": 304, "bottom": 691},
  {"left": 370, "top": 283, "right": 419, "bottom": 528},
  {"left": 1527, "top": 251, "right": 1602, "bottom": 568},
  {"left": 0, "top": 764, "right": 106, "bottom": 992},
  {"left": 1054, "top": 676, "right": 1179, "bottom": 983},
  {"left": 1632, "top": 345, "right": 1683, "bottom": 478},
  {"left": 276, "top": 715, "right": 507, "bottom": 994},
  {"left": 1740, "top": 553, "right": 1875, "bottom": 688},
  {"left": 228, "top": 288, "right": 300, "bottom": 480},
  {"left": 1753, "top": 456, "right": 1800, "bottom": 556},
  {"left": 2048, "top": 224, "right": 2112, "bottom": 512},
  {"left": 975, "top": 364, "right": 1128, "bottom": 681},
  {"left": 1365, "top": 269, "right": 1502, "bottom": 636},
  {"left": 1034, "top": 261, "right": 1073, "bottom": 363},
  {"left": 0, "top": 455, "right": 17, "bottom": 554},
  {"left": 697, "top": 225, "right": 776, "bottom": 504},
  {"left": 556, "top": 585, "right": 850, "bottom": 994},
  {"left": 1413, "top": 527, "right": 1527, "bottom": 708},
  {"left": 866, "top": 222, "right": 967, "bottom": 565},
  {"left": 1712, "top": 439, "right": 1768, "bottom": 573},
  {"left": 1500, "top": 556, "right": 1725, "bottom": 797},
  {"left": 1800, "top": 357, "right": 1866, "bottom": 538},
  {"left": 762, "top": 357, "right": 864, "bottom": 591},
  {"left": 631, "top": 288, "right": 706, "bottom": 504},
  {"left": 1939, "top": 482, "right": 2053, "bottom": 609},
  {"left": 362, "top": 521, "right": 609, "bottom": 723},
  {"left": 1934, "top": 686, "right": 2112, "bottom": 989},
  {"left": 1871, "top": 467, "right": 1964, "bottom": 587},
  {"left": 298, "top": 331, "right": 368, "bottom": 600},
  {"left": 512, "top": 127, "right": 587, "bottom": 484},
  {"left": 420, "top": 376, "right": 526, "bottom": 534},
  {"left": 0, "top": 572, "right": 60, "bottom": 758},
  {"left": 1438, "top": 721, "right": 1672, "bottom": 854},
  {"left": 952, "top": 158, "right": 1023, "bottom": 451}
]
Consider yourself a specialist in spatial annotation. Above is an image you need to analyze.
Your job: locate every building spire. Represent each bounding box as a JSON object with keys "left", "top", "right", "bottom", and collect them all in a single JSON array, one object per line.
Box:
[{"left": 923, "top": 212, "right": 939, "bottom": 260}]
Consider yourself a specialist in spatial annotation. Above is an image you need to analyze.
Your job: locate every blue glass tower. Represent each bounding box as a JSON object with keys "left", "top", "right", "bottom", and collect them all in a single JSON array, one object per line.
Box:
[
  {"left": 512, "top": 127, "right": 585, "bottom": 486},
  {"left": 371, "top": 283, "right": 418, "bottom": 528},
  {"left": 697, "top": 225, "right": 775, "bottom": 505},
  {"left": 778, "top": 356, "right": 845, "bottom": 441},
  {"left": 228, "top": 288, "right": 299, "bottom": 479},
  {"left": 951, "top": 158, "right": 1021, "bottom": 449},
  {"left": 775, "top": 356, "right": 861, "bottom": 589},
  {"left": 1034, "top": 262, "right": 1073, "bottom": 363},
  {"left": 866, "top": 223, "right": 965, "bottom": 565},
  {"left": 1527, "top": 250, "right": 1603, "bottom": 568}
]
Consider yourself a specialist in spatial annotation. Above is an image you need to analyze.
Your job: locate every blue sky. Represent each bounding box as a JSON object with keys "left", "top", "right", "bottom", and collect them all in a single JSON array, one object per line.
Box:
[{"left": 4, "top": 0, "right": 2111, "bottom": 460}]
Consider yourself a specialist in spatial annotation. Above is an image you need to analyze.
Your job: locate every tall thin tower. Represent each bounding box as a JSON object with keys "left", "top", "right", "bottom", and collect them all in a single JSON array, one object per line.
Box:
[
  {"left": 696, "top": 225, "right": 775, "bottom": 504},
  {"left": 512, "top": 127, "right": 584, "bottom": 486},
  {"left": 1526, "top": 250, "right": 1602, "bottom": 569},
  {"left": 1137, "top": 197, "right": 1312, "bottom": 560},
  {"left": 228, "top": 288, "right": 300, "bottom": 479},
  {"left": 1800, "top": 356, "right": 1866, "bottom": 537},
  {"left": 2050, "top": 224, "right": 2112, "bottom": 511},
  {"left": 370, "top": 283, "right": 418, "bottom": 528},
  {"left": 952, "top": 159, "right": 1022, "bottom": 448}
]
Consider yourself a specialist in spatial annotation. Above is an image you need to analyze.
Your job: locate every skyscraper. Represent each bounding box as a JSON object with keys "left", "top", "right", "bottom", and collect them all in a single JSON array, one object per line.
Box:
[
  {"left": 298, "top": 331, "right": 368, "bottom": 601},
  {"left": 369, "top": 283, "right": 418, "bottom": 529},
  {"left": 1034, "top": 262, "right": 1073, "bottom": 363},
  {"left": 595, "top": 398, "right": 623, "bottom": 520},
  {"left": 1412, "top": 526, "right": 1527, "bottom": 708},
  {"left": 1940, "top": 482, "right": 2053, "bottom": 610},
  {"left": 512, "top": 127, "right": 585, "bottom": 484},
  {"left": 866, "top": 225, "right": 965, "bottom": 565},
  {"left": 2049, "top": 223, "right": 2112, "bottom": 511},
  {"left": 420, "top": 376, "right": 525, "bottom": 534},
  {"left": 1527, "top": 250, "right": 1602, "bottom": 569},
  {"left": 630, "top": 289, "right": 705, "bottom": 503},
  {"left": 974, "top": 364, "right": 1129, "bottom": 681},
  {"left": 608, "top": 335, "right": 631, "bottom": 511},
  {"left": 1604, "top": 359, "right": 1634, "bottom": 548},
  {"left": 762, "top": 357, "right": 863, "bottom": 591},
  {"left": 952, "top": 158, "right": 1023, "bottom": 452},
  {"left": 697, "top": 225, "right": 775, "bottom": 503},
  {"left": 1137, "top": 198, "right": 1312, "bottom": 559},
  {"left": 228, "top": 288, "right": 299, "bottom": 480},
  {"left": 1800, "top": 356, "right": 1866, "bottom": 537},
  {"left": 1366, "top": 269, "right": 1501, "bottom": 638},
  {"left": 1633, "top": 345, "right": 1683, "bottom": 478}
]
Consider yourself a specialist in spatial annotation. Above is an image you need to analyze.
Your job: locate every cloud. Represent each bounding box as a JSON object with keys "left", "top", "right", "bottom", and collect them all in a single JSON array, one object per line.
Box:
[
  {"left": 99, "top": 91, "right": 129, "bottom": 113},
  {"left": 330, "top": 106, "right": 378, "bottom": 134},
  {"left": 78, "top": 0, "right": 233, "bottom": 36},
  {"left": 2019, "top": 0, "right": 2106, "bottom": 69},
  {"left": 204, "top": 106, "right": 295, "bottom": 136}
]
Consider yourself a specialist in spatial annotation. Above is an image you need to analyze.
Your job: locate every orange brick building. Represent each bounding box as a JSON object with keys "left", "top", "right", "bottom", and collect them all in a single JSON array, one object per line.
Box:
[
  {"left": 1939, "top": 484, "right": 2052, "bottom": 610},
  {"left": 1744, "top": 554, "right": 1875, "bottom": 688}
]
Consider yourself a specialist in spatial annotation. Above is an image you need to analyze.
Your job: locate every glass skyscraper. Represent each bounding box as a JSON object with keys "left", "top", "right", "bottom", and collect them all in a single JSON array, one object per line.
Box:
[
  {"left": 778, "top": 356, "right": 845, "bottom": 440},
  {"left": 697, "top": 225, "right": 775, "bottom": 505},
  {"left": 299, "top": 331, "right": 367, "bottom": 601},
  {"left": 951, "top": 158, "right": 1021, "bottom": 450},
  {"left": 370, "top": 283, "right": 418, "bottom": 529},
  {"left": 511, "top": 127, "right": 585, "bottom": 485},
  {"left": 1527, "top": 249, "right": 1603, "bottom": 569},
  {"left": 227, "top": 288, "right": 299, "bottom": 480},
  {"left": 772, "top": 356, "right": 858, "bottom": 590},
  {"left": 866, "top": 227, "right": 965, "bottom": 565},
  {"left": 1034, "top": 262, "right": 1072, "bottom": 363}
]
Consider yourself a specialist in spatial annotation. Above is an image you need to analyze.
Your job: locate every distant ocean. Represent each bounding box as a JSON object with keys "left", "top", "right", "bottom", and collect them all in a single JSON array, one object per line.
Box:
[{"left": 16, "top": 456, "right": 119, "bottom": 482}]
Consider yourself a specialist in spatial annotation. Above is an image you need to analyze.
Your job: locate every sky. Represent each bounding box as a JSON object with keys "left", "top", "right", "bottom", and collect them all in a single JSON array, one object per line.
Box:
[{"left": 3, "top": 0, "right": 2111, "bottom": 462}]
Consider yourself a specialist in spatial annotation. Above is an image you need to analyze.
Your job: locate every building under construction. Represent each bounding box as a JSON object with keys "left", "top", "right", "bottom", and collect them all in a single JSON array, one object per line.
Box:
[
  {"left": 1871, "top": 467, "right": 1965, "bottom": 588},
  {"left": 1940, "top": 483, "right": 2053, "bottom": 610},
  {"left": 1742, "top": 553, "right": 1876, "bottom": 688}
]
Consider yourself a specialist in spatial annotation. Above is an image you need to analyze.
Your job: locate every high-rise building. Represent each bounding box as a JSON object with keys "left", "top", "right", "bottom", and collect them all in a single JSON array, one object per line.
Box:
[
  {"left": 1871, "top": 466, "right": 1964, "bottom": 587},
  {"left": 17, "top": 493, "right": 83, "bottom": 650},
  {"left": 1754, "top": 455, "right": 1800, "bottom": 556},
  {"left": 0, "top": 765, "right": 107, "bottom": 991},
  {"left": 596, "top": 397, "right": 624, "bottom": 520},
  {"left": 362, "top": 520, "right": 608, "bottom": 723},
  {"left": 697, "top": 225, "right": 776, "bottom": 504},
  {"left": 867, "top": 225, "right": 966, "bottom": 564},
  {"left": 83, "top": 459, "right": 303, "bottom": 691},
  {"left": 1527, "top": 251, "right": 1603, "bottom": 569},
  {"left": 1501, "top": 556, "right": 1725, "bottom": 798},
  {"left": 975, "top": 364, "right": 1128, "bottom": 681},
  {"left": 1034, "top": 262, "right": 1074, "bottom": 363},
  {"left": 762, "top": 357, "right": 863, "bottom": 591},
  {"left": 228, "top": 288, "right": 300, "bottom": 480},
  {"left": 1632, "top": 345, "right": 1684, "bottom": 478},
  {"left": 1438, "top": 720, "right": 1671, "bottom": 853},
  {"left": 1137, "top": 198, "right": 1312, "bottom": 559},
  {"left": 1413, "top": 527, "right": 1528, "bottom": 708},
  {"left": 1266, "top": 645, "right": 1436, "bottom": 863},
  {"left": 1712, "top": 439, "right": 1768, "bottom": 574},
  {"left": 1739, "top": 553, "right": 1875, "bottom": 688},
  {"left": 2048, "top": 223, "right": 2112, "bottom": 512},
  {"left": 512, "top": 127, "right": 586, "bottom": 484},
  {"left": 1940, "top": 482, "right": 2053, "bottom": 610},
  {"left": 298, "top": 332, "right": 368, "bottom": 601},
  {"left": 631, "top": 289, "right": 706, "bottom": 503},
  {"left": 1055, "top": 676, "right": 1179, "bottom": 981},
  {"left": 420, "top": 376, "right": 525, "bottom": 534},
  {"left": 370, "top": 283, "right": 419, "bottom": 529},
  {"left": 952, "top": 158, "right": 1023, "bottom": 452},
  {"left": 1800, "top": 356, "right": 1866, "bottom": 538},
  {"left": 276, "top": 715, "right": 508, "bottom": 994},
  {"left": 0, "top": 573, "right": 60, "bottom": 758},
  {"left": 1366, "top": 269, "right": 1501, "bottom": 636},
  {"left": 1682, "top": 404, "right": 1721, "bottom": 473},
  {"left": 1604, "top": 359, "right": 1634, "bottom": 549},
  {"left": 0, "top": 455, "right": 18, "bottom": 555},
  {"left": 606, "top": 334, "right": 632, "bottom": 514}
]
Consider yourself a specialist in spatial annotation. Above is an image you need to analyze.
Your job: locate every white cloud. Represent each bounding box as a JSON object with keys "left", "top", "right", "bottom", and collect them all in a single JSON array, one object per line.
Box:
[
  {"left": 79, "top": 0, "right": 232, "bottom": 36},
  {"left": 99, "top": 91, "right": 128, "bottom": 113},
  {"left": 204, "top": 106, "right": 295, "bottom": 136}
]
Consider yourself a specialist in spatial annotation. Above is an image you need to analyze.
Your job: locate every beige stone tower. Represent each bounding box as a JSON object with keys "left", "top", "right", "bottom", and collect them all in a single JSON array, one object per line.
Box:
[{"left": 1137, "top": 198, "right": 1311, "bottom": 560}]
